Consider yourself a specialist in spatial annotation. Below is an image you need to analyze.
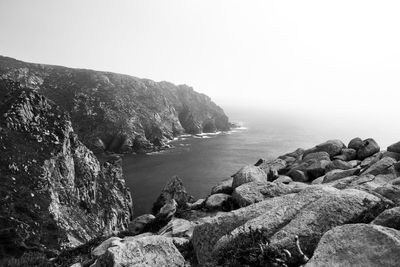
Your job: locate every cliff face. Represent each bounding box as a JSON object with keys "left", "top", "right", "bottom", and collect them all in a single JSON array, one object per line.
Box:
[
  {"left": 0, "top": 80, "right": 132, "bottom": 257},
  {"left": 0, "top": 56, "right": 230, "bottom": 153}
]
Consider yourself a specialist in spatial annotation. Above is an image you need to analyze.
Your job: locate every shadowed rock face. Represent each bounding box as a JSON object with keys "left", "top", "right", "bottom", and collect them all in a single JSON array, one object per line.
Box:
[
  {"left": 0, "top": 56, "right": 230, "bottom": 153},
  {"left": 0, "top": 80, "right": 133, "bottom": 257}
]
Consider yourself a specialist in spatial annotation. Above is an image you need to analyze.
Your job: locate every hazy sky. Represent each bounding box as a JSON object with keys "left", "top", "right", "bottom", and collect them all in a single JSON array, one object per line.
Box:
[{"left": 1, "top": 0, "right": 399, "bottom": 119}]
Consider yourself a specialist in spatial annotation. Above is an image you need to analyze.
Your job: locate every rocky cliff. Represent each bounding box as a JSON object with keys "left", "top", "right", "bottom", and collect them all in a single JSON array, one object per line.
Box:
[
  {"left": 0, "top": 56, "right": 230, "bottom": 153},
  {"left": 0, "top": 79, "right": 133, "bottom": 258}
]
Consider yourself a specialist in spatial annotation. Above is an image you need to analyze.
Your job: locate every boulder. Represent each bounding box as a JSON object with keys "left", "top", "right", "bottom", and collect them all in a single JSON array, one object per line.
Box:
[
  {"left": 357, "top": 138, "right": 380, "bottom": 160},
  {"left": 287, "top": 169, "right": 307, "bottom": 182},
  {"left": 360, "top": 152, "right": 383, "bottom": 168},
  {"left": 348, "top": 137, "right": 363, "bottom": 150},
  {"left": 311, "top": 176, "right": 324, "bottom": 185},
  {"left": 322, "top": 168, "right": 360, "bottom": 183},
  {"left": 305, "top": 224, "right": 400, "bottom": 267},
  {"left": 152, "top": 176, "right": 194, "bottom": 214},
  {"left": 231, "top": 165, "right": 268, "bottom": 188},
  {"left": 158, "top": 218, "right": 195, "bottom": 239},
  {"left": 374, "top": 184, "right": 400, "bottom": 205},
  {"left": 388, "top": 141, "right": 400, "bottom": 153},
  {"left": 93, "top": 235, "right": 186, "bottom": 267},
  {"left": 382, "top": 151, "right": 400, "bottom": 161},
  {"left": 187, "top": 198, "right": 205, "bottom": 210},
  {"left": 232, "top": 181, "right": 301, "bottom": 207},
  {"left": 278, "top": 148, "right": 305, "bottom": 162},
  {"left": 211, "top": 178, "right": 233, "bottom": 195},
  {"left": 273, "top": 175, "right": 292, "bottom": 184},
  {"left": 256, "top": 158, "right": 287, "bottom": 176},
  {"left": 325, "top": 159, "right": 353, "bottom": 172},
  {"left": 302, "top": 151, "right": 330, "bottom": 162},
  {"left": 268, "top": 189, "right": 385, "bottom": 263},
  {"left": 92, "top": 237, "right": 123, "bottom": 257},
  {"left": 204, "top": 193, "right": 232, "bottom": 211},
  {"left": 192, "top": 186, "right": 338, "bottom": 265},
  {"left": 371, "top": 207, "right": 400, "bottom": 230},
  {"left": 348, "top": 160, "right": 361, "bottom": 168},
  {"left": 128, "top": 214, "right": 156, "bottom": 235},
  {"left": 362, "top": 157, "right": 396, "bottom": 176},
  {"left": 333, "top": 148, "right": 357, "bottom": 161},
  {"left": 304, "top": 139, "right": 345, "bottom": 158}
]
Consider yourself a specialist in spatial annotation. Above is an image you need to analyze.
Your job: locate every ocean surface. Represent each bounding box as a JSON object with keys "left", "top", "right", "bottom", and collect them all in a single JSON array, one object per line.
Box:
[{"left": 123, "top": 107, "right": 398, "bottom": 217}]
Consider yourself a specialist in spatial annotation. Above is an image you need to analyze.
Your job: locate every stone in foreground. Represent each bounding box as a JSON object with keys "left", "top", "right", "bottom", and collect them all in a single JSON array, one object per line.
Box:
[{"left": 305, "top": 224, "right": 400, "bottom": 267}]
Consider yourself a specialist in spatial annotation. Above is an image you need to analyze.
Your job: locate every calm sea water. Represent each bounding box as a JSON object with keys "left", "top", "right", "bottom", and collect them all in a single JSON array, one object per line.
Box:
[{"left": 123, "top": 107, "right": 398, "bottom": 217}]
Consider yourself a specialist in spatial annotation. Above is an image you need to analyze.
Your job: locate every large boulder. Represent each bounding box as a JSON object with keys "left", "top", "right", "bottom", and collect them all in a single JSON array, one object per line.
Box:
[
  {"left": 362, "top": 157, "right": 396, "bottom": 176},
  {"left": 192, "top": 186, "right": 338, "bottom": 265},
  {"left": 357, "top": 138, "right": 380, "bottom": 160},
  {"left": 158, "top": 218, "right": 195, "bottom": 239},
  {"left": 382, "top": 151, "right": 400, "bottom": 161},
  {"left": 305, "top": 224, "right": 400, "bottom": 267},
  {"left": 302, "top": 151, "right": 330, "bottom": 162},
  {"left": 348, "top": 137, "right": 363, "bottom": 150},
  {"left": 388, "top": 141, "right": 400, "bottom": 153},
  {"left": 214, "top": 187, "right": 385, "bottom": 265},
  {"left": 360, "top": 151, "right": 383, "bottom": 168},
  {"left": 93, "top": 235, "right": 186, "bottom": 267},
  {"left": 289, "top": 158, "right": 331, "bottom": 181},
  {"left": 268, "top": 189, "right": 385, "bottom": 263},
  {"left": 325, "top": 159, "right": 353, "bottom": 172},
  {"left": 128, "top": 214, "right": 156, "bottom": 235},
  {"left": 211, "top": 178, "right": 233, "bottom": 195},
  {"left": 231, "top": 181, "right": 302, "bottom": 207},
  {"left": 304, "top": 139, "right": 345, "bottom": 158},
  {"left": 256, "top": 158, "right": 287, "bottom": 177},
  {"left": 152, "top": 176, "right": 194, "bottom": 214},
  {"left": 322, "top": 168, "right": 360, "bottom": 183},
  {"left": 374, "top": 184, "right": 400, "bottom": 205},
  {"left": 334, "top": 148, "right": 357, "bottom": 161},
  {"left": 204, "top": 193, "right": 232, "bottom": 211},
  {"left": 371, "top": 207, "right": 400, "bottom": 230},
  {"left": 273, "top": 175, "right": 293, "bottom": 184},
  {"left": 231, "top": 165, "right": 268, "bottom": 188}
]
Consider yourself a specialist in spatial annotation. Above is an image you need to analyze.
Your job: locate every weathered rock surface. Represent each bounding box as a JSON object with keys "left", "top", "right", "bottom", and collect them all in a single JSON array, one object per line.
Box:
[
  {"left": 326, "top": 159, "right": 353, "bottom": 171},
  {"left": 348, "top": 137, "right": 363, "bottom": 150},
  {"left": 204, "top": 193, "right": 232, "bottom": 211},
  {"left": 388, "top": 141, "right": 400, "bottom": 153},
  {"left": 362, "top": 157, "right": 396, "bottom": 176},
  {"left": 158, "top": 218, "right": 195, "bottom": 239},
  {"left": 322, "top": 168, "right": 360, "bottom": 183},
  {"left": 371, "top": 207, "right": 400, "bottom": 230},
  {"left": 334, "top": 148, "right": 357, "bottom": 161},
  {"left": 0, "top": 80, "right": 132, "bottom": 257},
  {"left": 357, "top": 138, "right": 380, "bottom": 160},
  {"left": 273, "top": 175, "right": 292, "bottom": 184},
  {"left": 210, "top": 178, "right": 233, "bottom": 195},
  {"left": 152, "top": 176, "right": 194, "bottom": 214},
  {"left": 306, "top": 224, "right": 400, "bottom": 267},
  {"left": 303, "top": 139, "right": 345, "bottom": 158},
  {"left": 0, "top": 56, "right": 230, "bottom": 153},
  {"left": 232, "top": 181, "right": 302, "bottom": 207},
  {"left": 231, "top": 165, "right": 268, "bottom": 188},
  {"left": 128, "top": 214, "right": 155, "bottom": 235},
  {"left": 93, "top": 235, "right": 186, "bottom": 267}
]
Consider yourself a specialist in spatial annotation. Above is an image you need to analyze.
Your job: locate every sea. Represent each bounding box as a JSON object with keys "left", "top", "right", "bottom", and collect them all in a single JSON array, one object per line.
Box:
[{"left": 123, "top": 107, "right": 399, "bottom": 217}]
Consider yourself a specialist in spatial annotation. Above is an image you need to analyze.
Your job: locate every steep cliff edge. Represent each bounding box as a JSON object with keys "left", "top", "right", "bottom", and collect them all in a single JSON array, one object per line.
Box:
[
  {"left": 0, "top": 56, "right": 230, "bottom": 153},
  {"left": 0, "top": 79, "right": 133, "bottom": 258}
]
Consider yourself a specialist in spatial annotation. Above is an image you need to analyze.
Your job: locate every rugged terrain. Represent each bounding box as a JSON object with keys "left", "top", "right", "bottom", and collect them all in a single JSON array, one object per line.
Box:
[
  {"left": 0, "top": 56, "right": 230, "bottom": 153},
  {"left": 78, "top": 137, "right": 400, "bottom": 267},
  {"left": 0, "top": 80, "right": 132, "bottom": 259}
]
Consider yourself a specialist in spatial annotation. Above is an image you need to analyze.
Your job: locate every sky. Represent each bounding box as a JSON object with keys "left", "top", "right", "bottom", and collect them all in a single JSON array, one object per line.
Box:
[{"left": 0, "top": 0, "right": 400, "bottom": 123}]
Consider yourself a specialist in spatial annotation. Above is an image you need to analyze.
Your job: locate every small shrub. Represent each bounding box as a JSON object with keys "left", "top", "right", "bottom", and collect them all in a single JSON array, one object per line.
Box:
[{"left": 215, "top": 226, "right": 290, "bottom": 267}]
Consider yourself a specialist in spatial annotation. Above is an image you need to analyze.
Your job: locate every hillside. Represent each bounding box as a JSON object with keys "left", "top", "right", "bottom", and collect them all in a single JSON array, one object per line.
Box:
[{"left": 0, "top": 56, "right": 230, "bottom": 153}]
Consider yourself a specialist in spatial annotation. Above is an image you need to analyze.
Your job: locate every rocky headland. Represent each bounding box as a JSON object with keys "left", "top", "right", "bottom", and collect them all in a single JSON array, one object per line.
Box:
[{"left": 0, "top": 56, "right": 230, "bottom": 154}]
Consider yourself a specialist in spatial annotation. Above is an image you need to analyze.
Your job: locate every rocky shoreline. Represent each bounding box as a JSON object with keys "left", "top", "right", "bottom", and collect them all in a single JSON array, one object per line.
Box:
[{"left": 9, "top": 135, "right": 398, "bottom": 266}]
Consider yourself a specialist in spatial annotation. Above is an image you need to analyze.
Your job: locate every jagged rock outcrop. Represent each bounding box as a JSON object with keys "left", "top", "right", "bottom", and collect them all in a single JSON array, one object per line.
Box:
[
  {"left": 0, "top": 80, "right": 132, "bottom": 257},
  {"left": 0, "top": 56, "right": 230, "bottom": 153}
]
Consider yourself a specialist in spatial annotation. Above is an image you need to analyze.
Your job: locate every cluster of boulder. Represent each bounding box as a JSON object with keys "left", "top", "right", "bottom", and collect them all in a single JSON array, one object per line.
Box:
[{"left": 73, "top": 137, "right": 400, "bottom": 266}]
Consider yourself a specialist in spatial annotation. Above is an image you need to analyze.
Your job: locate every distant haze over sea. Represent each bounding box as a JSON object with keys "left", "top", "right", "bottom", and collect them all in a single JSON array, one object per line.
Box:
[{"left": 124, "top": 106, "right": 398, "bottom": 216}]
